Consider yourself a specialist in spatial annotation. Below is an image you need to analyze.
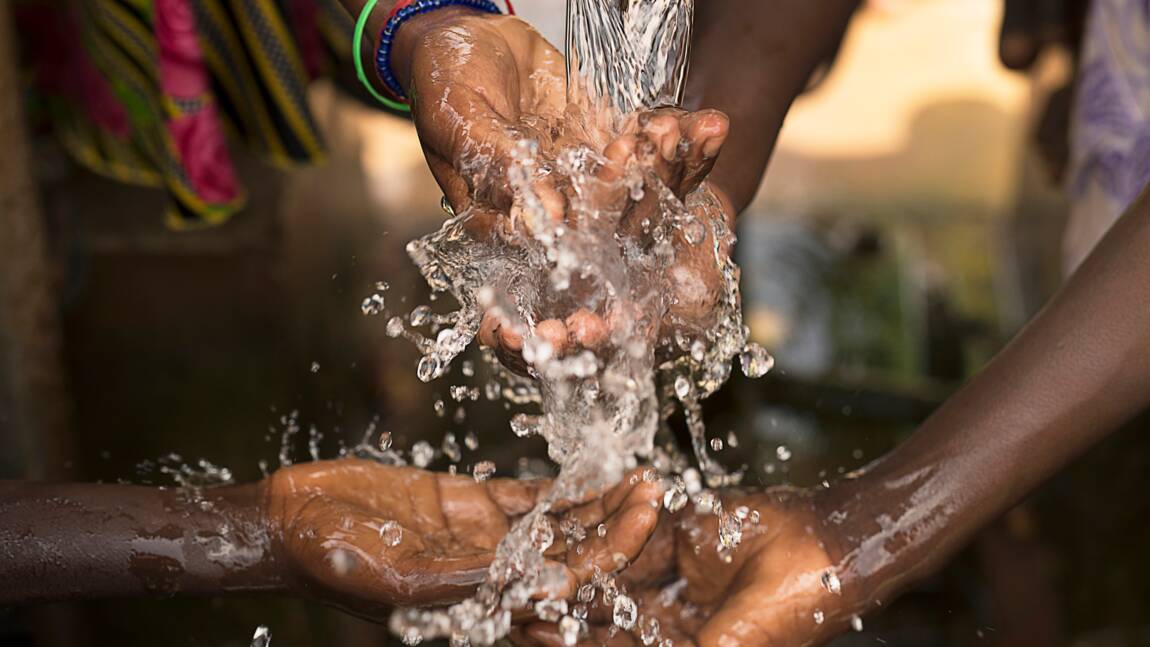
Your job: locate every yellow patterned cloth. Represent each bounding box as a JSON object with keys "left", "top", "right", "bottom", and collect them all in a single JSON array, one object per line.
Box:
[{"left": 18, "top": 0, "right": 355, "bottom": 228}]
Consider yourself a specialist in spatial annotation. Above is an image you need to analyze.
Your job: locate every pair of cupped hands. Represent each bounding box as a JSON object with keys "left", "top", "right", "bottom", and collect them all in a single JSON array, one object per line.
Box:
[{"left": 257, "top": 9, "right": 843, "bottom": 646}]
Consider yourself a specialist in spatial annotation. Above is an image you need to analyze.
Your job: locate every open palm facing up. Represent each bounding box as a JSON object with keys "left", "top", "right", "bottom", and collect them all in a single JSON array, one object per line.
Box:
[
  {"left": 518, "top": 487, "right": 850, "bottom": 647},
  {"left": 262, "top": 459, "right": 664, "bottom": 621}
]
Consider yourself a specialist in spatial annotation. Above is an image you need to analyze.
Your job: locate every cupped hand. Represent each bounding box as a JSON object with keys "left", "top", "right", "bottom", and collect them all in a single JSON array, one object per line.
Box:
[
  {"left": 261, "top": 459, "right": 664, "bottom": 621},
  {"left": 518, "top": 487, "right": 850, "bottom": 647},
  {"left": 396, "top": 9, "right": 734, "bottom": 376}
]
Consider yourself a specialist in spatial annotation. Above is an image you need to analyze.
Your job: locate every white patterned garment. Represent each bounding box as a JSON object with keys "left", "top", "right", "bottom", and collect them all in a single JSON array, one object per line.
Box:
[{"left": 1066, "top": 0, "right": 1150, "bottom": 273}]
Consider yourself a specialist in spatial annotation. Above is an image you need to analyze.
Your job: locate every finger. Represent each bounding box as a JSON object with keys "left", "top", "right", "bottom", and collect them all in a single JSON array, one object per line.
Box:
[
  {"left": 535, "top": 319, "right": 571, "bottom": 358},
  {"left": 479, "top": 312, "right": 502, "bottom": 348},
  {"left": 637, "top": 111, "right": 685, "bottom": 191},
  {"left": 511, "top": 176, "right": 566, "bottom": 233},
  {"left": 567, "top": 475, "right": 665, "bottom": 581},
  {"left": 999, "top": 0, "right": 1039, "bottom": 70},
  {"left": 601, "top": 135, "right": 637, "bottom": 183},
  {"left": 500, "top": 322, "right": 525, "bottom": 352},
  {"left": 678, "top": 110, "right": 729, "bottom": 195},
  {"left": 566, "top": 309, "right": 609, "bottom": 350},
  {"left": 486, "top": 477, "right": 554, "bottom": 516}
]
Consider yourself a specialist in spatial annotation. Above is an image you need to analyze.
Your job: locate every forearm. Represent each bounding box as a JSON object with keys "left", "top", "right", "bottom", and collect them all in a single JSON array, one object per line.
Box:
[
  {"left": 685, "top": 0, "right": 860, "bottom": 213},
  {"left": 827, "top": 184, "right": 1150, "bottom": 608},
  {"left": 0, "top": 482, "right": 283, "bottom": 604}
]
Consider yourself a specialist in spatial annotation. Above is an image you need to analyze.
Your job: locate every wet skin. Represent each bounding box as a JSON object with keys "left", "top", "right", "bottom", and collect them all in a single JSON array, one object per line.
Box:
[
  {"left": 0, "top": 459, "right": 664, "bottom": 620},
  {"left": 514, "top": 185, "right": 1150, "bottom": 646},
  {"left": 387, "top": 8, "right": 736, "bottom": 375}
]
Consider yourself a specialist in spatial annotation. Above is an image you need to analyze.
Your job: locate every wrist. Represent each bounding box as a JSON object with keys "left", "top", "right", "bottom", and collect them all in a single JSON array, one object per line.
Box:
[
  {"left": 189, "top": 483, "right": 287, "bottom": 594},
  {"left": 389, "top": 6, "right": 494, "bottom": 97}
]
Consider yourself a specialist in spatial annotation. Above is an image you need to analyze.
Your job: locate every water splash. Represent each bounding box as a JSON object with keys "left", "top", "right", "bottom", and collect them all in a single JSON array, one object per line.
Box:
[{"left": 378, "top": 0, "right": 779, "bottom": 642}]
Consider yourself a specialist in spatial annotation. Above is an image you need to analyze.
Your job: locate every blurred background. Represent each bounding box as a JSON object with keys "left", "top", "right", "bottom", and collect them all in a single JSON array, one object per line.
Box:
[{"left": 3, "top": 0, "right": 1148, "bottom": 645}]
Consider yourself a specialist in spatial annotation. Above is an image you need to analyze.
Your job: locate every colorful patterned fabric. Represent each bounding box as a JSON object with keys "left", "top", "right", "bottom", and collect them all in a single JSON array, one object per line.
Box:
[
  {"left": 1066, "top": 0, "right": 1150, "bottom": 272},
  {"left": 17, "top": 0, "right": 354, "bottom": 229}
]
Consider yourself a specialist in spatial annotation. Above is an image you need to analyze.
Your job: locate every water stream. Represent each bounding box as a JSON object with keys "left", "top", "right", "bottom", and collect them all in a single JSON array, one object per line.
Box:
[{"left": 376, "top": 1, "right": 774, "bottom": 643}]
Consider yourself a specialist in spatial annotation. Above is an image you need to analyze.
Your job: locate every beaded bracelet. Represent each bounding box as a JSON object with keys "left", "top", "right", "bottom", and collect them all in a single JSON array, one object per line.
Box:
[
  {"left": 353, "top": 0, "right": 412, "bottom": 112},
  {"left": 375, "top": 0, "right": 504, "bottom": 105}
]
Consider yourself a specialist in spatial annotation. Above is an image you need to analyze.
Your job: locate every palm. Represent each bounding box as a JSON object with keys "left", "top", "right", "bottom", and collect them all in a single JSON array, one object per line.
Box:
[
  {"left": 520, "top": 488, "right": 843, "bottom": 647},
  {"left": 263, "top": 459, "right": 664, "bottom": 620}
]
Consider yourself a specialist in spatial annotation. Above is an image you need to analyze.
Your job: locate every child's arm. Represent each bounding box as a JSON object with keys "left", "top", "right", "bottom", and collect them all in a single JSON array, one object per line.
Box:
[
  {"left": 827, "top": 181, "right": 1150, "bottom": 614},
  {"left": 0, "top": 460, "right": 663, "bottom": 619}
]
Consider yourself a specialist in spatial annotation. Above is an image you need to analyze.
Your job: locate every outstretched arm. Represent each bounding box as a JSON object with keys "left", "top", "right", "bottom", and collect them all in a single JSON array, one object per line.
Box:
[
  {"left": 828, "top": 181, "right": 1150, "bottom": 612},
  {"left": 0, "top": 460, "right": 663, "bottom": 620},
  {"left": 0, "top": 481, "right": 279, "bottom": 603},
  {"left": 520, "top": 185, "right": 1150, "bottom": 647}
]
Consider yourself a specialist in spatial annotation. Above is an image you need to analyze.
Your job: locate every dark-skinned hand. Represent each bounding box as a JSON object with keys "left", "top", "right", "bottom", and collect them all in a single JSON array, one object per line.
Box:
[
  {"left": 262, "top": 459, "right": 664, "bottom": 621},
  {"left": 394, "top": 9, "right": 735, "bottom": 376},
  {"left": 516, "top": 488, "right": 850, "bottom": 647}
]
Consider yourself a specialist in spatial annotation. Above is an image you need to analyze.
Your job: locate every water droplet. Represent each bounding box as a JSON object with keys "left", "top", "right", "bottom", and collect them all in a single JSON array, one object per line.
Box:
[
  {"left": 813, "top": 610, "right": 825, "bottom": 625},
  {"left": 361, "top": 294, "right": 386, "bottom": 316},
  {"left": 464, "top": 431, "right": 479, "bottom": 450},
  {"left": 473, "top": 460, "right": 496, "bottom": 481},
  {"left": 850, "top": 615, "right": 863, "bottom": 632},
  {"left": 386, "top": 316, "right": 405, "bottom": 337},
  {"left": 411, "top": 441, "right": 435, "bottom": 468},
  {"left": 433, "top": 399, "right": 446, "bottom": 417},
  {"left": 374, "top": 281, "right": 390, "bottom": 292},
  {"left": 417, "top": 355, "right": 441, "bottom": 383},
  {"left": 726, "top": 431, "right": 738, "bottom": 448},
  {"left": 310, "top": 361, "right": 321, "bottom": 373},
  {"left": 640, "top": 616, "right": 660, "bottom": 645},
  {"left": 718, "top": 511, "right": 742, "bottom": 550},
  {"left": 690, "top": 339, "right": 706, "bottom": 362},
  {"left": 535, "top": 598, "right": 568, "bottom": 623},
  {"left": 402, "top": 627, "right": 423, "bottom": 645},
  {"left": 251, "top": 625, "right": 272, "bottom": 647},
  {"left": 378, "top": 431, "right": 392, "bottom": 451},
  {"left": 484, "top": 381, "right": 501, "bottom": 401},
  {"left": 776, "top": 445, "right": 792, "bottom": 462},
  {"left": 577, "top": 583, "right": 596, "bottom": 603},
  {"left": 674, "top": 375, "right": 691, "bottom": 400},
  {"left": 663, "top": 488, "right": 688, "bottom": 513},
  {"left": 461, "top": 360, "right": 475, "bottom": 377},
  {"left": 709, "top": 437, "right": 723, "bottom": 452},
  {"left": 510, "top": 413, "right": 541, "bottom": 438},
  {"left": 559, "top": 616, "right": 581, "bottom": 646},
  {"left": 739, "top": 344, "right": 775, "bottom": 378},
  {"left": 560, "top": 515, "right": 586, "bottom": 543},
  {"left": 379, "top": 520, "right": 403, "bottom": 547},
  {"left": 409, "top": 305, "right": 432, "bottom": 326},
  {"left": 681, "top": 216, "right": 706, "bottom": 245},
  {"left": 612, "top": 594, "right": 637, "bottom": 630},
  {"left": 597, "top": 523, "right": 607, "bottom": 538},
  {"left": 821, "top": 570, "right": 842, "bottom": 595},
  {"left": 530, "top": 514, "right": 554, "bottom": 552},
  {"left": 442, "top": 433, "right": 462, "bottom": 462}
]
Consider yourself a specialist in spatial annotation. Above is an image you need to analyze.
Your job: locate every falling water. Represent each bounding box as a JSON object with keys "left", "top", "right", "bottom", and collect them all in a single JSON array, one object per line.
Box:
[{"left": 378, "top": 0, "right": 773, "bottom": 643}]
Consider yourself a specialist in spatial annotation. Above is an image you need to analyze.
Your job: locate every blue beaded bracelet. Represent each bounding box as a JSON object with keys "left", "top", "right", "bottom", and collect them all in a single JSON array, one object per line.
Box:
[{"left": 375, "top": 0, "right": 503, "bottom": 102}]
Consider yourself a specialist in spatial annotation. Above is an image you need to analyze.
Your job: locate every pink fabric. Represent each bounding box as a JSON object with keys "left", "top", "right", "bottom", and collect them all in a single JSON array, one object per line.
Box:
[
  {"left": 16, "top": 6, "right": 131, "bottom": 137},
  {"left": 167, "top": 109, "right": 239, "bottom": 204},
  {"left": 154, "top": 0, "right": 209, "bottom": 97},
  {"left": 155, "top": 0, "right": 238, "bottom": 204}
]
